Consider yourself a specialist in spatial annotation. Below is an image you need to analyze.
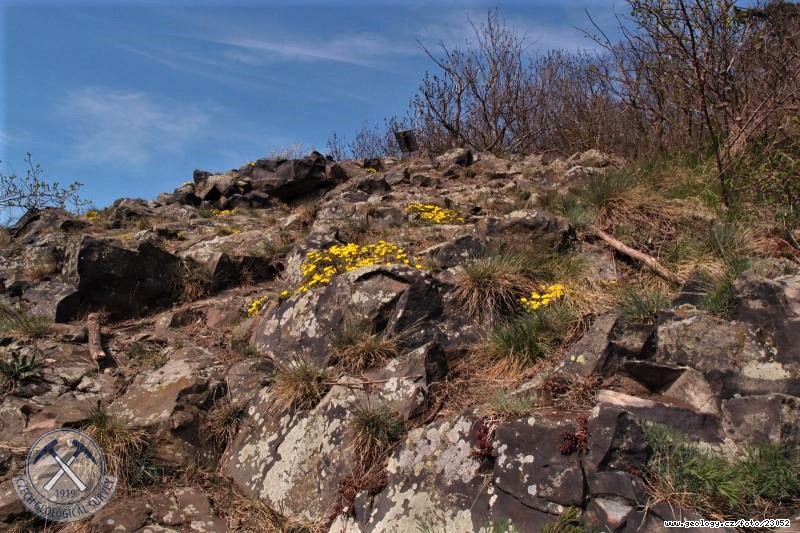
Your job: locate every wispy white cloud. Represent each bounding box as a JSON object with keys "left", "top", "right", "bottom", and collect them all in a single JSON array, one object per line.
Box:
[
  {"left": 415, "top": 9, "right": 603, "bottom": 54},
  {"left": 58, "top": 87, "right": 210, "bottom": 167},
  {"left": 204, "top": 33, "right": 417, "bottom": 68}
]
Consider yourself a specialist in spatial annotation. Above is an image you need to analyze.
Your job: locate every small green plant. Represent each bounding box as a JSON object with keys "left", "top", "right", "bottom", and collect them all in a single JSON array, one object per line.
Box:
[
  {"left": 541, "top": 507, "right": 582, "bottom": 533},
  {"left": 479, "top": 388, "right": 537, "bottom": 418},
  {"left": 272, "top": 355, "right": 329, "bottom": 412},
  {"left": 0, "top": 352, "right": 42, "bottom": 387},
  {"left": 454, "top": 254, "right": 532, "bottom": 321},
  {"left": 208, "top": 399, "right": 246, "bottom": 446},
  {"left": 616, "top": 284, "right": 670, "bottom": 323},
  {"left": 0, "top": 304, "right": 51, "bottom": 339},
  {"left": 332, "top": 318, "right": 399, "bottom": 372},
  {"left": 488, "top": 302, "right": 576, "bottom": 368},
  {"left": 82, "top": 406, "right": 148, "bottom": 485},
  {"left": 350, "top": 403, "right": 405, "bottom": 462}
]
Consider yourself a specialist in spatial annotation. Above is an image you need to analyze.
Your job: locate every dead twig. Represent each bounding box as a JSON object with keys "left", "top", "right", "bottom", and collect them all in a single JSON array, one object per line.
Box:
[
  {"left": 87, "top": 313, "right": 106, "bottom": 361},
  {"left": 591, "top": 226, "right": 685, "bottom": 285}
]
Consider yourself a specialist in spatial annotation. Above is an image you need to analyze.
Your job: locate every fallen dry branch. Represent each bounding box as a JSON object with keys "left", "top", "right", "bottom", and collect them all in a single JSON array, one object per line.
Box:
[
  {"left": 591, "top": 227, "right": 685, "bottom": 285},
  {"left": 87, "top": 313, "right": 106, "bottom": 360}
]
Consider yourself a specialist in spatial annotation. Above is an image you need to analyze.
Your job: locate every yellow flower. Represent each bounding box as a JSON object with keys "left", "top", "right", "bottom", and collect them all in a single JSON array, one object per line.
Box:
[
  {"left": 405, "top": 203, "right": 463, "bottom": 224},
  {"left": 520, "top": 284, "right": 566, "bottom": 313},
  {"left": 247, "top": 296, "right": 268, "bottom": 317}
]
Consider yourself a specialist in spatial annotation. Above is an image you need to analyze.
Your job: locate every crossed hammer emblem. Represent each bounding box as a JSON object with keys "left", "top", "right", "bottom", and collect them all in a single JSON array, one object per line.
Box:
[{"left": 32, "top": 439, "right": 97, "bottom": 492}]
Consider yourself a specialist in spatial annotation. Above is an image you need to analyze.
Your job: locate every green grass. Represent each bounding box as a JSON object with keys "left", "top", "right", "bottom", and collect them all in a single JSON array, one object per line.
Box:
[
  {"left": 479, "top": 388, "right": 537, "bottom": 418},
  {"left": 616, "top": 285, "right": 670, "bottom": 324},
  {"left": 488, "top": 302, "right": 577, "bottom": 367},
  {"left": 541, "top": 507, "right": 582, "bottom": 533},
  {"left": 577, "top": 170, "right": 634, "bottom": 209},
  {"left": 539, "top": 191, "right": 592, "bottom": 230},
  {"left": 642, "top": 422, "right": 800, "bottom": 517},
  {"left": 0, "top": 304, "right": 51, "bottom": 340}
]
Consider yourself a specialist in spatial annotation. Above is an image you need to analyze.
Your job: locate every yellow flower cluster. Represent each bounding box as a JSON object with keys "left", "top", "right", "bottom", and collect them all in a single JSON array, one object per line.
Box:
[
  {"left": 279, "top": 289, "right": 291, "bottom": 300},
  {"left": 247, "top": 296, "right": 268, "bottom": 317},
  {"left": 85, "top": 210, "right": 100, "bottom": 222},
  {"left": 520, "top": 284, "right": 566, "bottom": 312},
  {"left": 297, "top": 241, "right": 421, "bottom": 293},
  {"left": 406, "top": 203, "right": 464, "bottom": 224},
  {"left": 210, "top": 209, "right": 236, "bottom": 217},
  {"left": 366, "top": 168, "right": 378, "bottom": 174}
]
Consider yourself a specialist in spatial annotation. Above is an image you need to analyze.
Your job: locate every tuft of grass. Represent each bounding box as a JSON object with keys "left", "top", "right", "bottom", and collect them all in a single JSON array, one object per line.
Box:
[
  {"left": 255, "top": 230, "right": 293, "bottom": 265},
  {"left": 0, "top": 304, "right": 51, "bottom": 340},
  {"left": 179, "top": 261, "right": 215, "bottom": 302},
  {"left": 350, "top": 403, "right": 405, "bottom": 463},
  {"left": 578, "top": 170, "right": 634, "bottom": 210},
  {"left": 642, "top": 422, "right": 800, "bottom": 518},
  {"left": 332, "top": 318, "right": 399, "bottom": 372},
  {"left": 454, "top": 254, "right": 533, "bottom": 321},
  {"left": 82, "top": 406, "right": 148, "bottom": 485},
  {"left": 0, "top": 352, "right": 42, "bottom": 389},
  {"left": 220, "top": 489, "right": 318, "bottom": 533},
  {"left": 699, "top": 254, "right": 749, "bottom": 318},
  {"left": 541, "top": 507, "right": 582, "bottom": 533},
  {"left": 208, "top": 399, "right": 246, "bottom": 446},
  {"left": 479, "top": 388, "right": 537, "bottom": 419},
  {"left": 272, "top": 355, "right": 329, "bottom": 412},
  {"left": 128, "top": 341, "right": 168, "bottom": 370},
  {"left": 539, "top": 191, "right": 592, "bottom": 230},
  {"left": 26, "top": 257, "right": 57, "bottom": 282},
  {"left": 616, "top": 284, "right": 671, "bottom": 324},
  {"left": 487, "top": 302, "right": 577, "bottom": 368},
  {"left": 704, "top": 221, "right": 750, "bottom": 267}
]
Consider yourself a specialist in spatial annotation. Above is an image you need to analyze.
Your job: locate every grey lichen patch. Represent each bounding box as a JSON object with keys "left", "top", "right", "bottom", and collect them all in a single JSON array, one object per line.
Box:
[
  {"left": 390, "top": 416, "right": 478, "bottom": 484},
  {"left": 368, "top": 486, "right": 475, "bottom": 533}
]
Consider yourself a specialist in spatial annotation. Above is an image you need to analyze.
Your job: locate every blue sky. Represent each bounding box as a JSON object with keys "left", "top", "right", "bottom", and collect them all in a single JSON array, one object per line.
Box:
[{"left": 1, "top": 0, "right": 620, "bottom": 209}]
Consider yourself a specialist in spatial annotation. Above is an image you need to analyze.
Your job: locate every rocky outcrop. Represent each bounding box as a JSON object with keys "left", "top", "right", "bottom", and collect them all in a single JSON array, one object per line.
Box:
[{"left": 0, "top": 149, "right": 797, "bottom": 532}]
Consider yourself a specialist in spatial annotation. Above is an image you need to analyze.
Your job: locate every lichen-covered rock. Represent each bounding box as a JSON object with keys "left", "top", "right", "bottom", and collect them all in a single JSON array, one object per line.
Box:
[
  {"left": 251, "top": 265, "right": 444, "bottom": 366},
  {"left": 360, "top": 414, "right": 593, "bottom": 532},
  {"left": 110, "top": 346, "right": 224, "bottom": 465},
  {"left": 721, "top": 393, "right": 800, "bottom": 445},
  {"left": 179, "top": 229, "right": 278, "bottom": 289},
  {"left": 653, "top": 306, "right": 799, "bottom": 398},
  {"left": 734, "top": 272, "right": 800, "bottom": 362},
  {"left": 477, "top": 209, "right": 573, "bottom": 255}
]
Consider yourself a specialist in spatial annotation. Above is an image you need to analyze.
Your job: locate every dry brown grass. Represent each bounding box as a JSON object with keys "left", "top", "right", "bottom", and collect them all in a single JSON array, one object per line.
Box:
[
  {"left": 332, "top": 318, "right": 399, "bottom": 372},
  {"left": 82, "top": 406, "right": 148, "bottom": 486},
  {"left": 453, "top": 253, "right": 535, "bottom": 322},
  {"left": 208, "top": 398, "right": 247, "bottom": 446},
  {"left": 215, "top": 485, "right": 322, "bottom": 532},
  {"left": 26, "top": 257, "right": 58, "bottom": 282},
  {"left": 272, "top": 354, "right": 330, "bottom": 412}
]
